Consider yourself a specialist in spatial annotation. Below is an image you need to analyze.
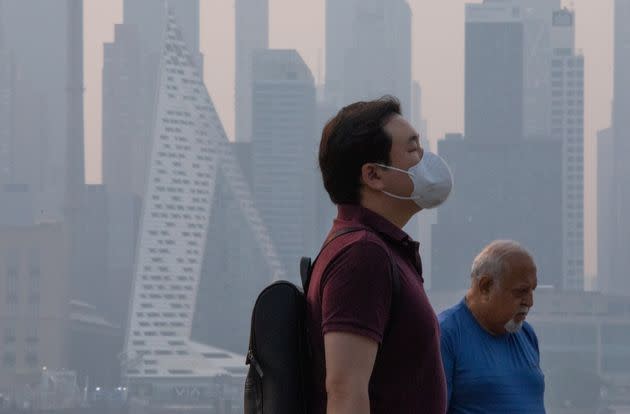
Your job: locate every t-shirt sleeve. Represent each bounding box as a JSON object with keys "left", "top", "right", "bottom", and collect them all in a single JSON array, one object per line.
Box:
[
  {"left": 320, "top": 240, "right": 393, "bottom": 344},
  {"left": 523, "top": 323, "right": 541, "bottom": 362},
  {"left": 439, "top": 320, "right": 456, "bottom": 406}
]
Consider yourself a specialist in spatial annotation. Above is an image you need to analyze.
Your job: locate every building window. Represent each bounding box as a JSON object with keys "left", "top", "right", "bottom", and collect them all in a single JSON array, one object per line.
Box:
[
  {"left": 3, "top": 352, "right": 16, "bottom": 368},
  {"left": 3, "top": 327, "right": 16, "bottom": 344},
  {"left": 25, "top": 335, "right": 38, "bottom": 345},
  {"left": 7, "top": 268, "right": 19, "bottom": 305},
  {"left": 25, "top": 352, "right": 38, "bottom": 367}
]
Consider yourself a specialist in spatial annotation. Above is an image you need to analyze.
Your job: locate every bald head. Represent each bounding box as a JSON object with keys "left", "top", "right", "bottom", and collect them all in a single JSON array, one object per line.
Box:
[{"left": 470, "top": 240, "right": 536, "bottom": 285}]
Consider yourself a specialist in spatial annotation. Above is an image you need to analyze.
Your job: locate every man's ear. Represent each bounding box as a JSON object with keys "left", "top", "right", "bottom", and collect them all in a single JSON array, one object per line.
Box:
[
  {"left": 477, "top": 275, "right": 495, "bottom": 298},
  {"left": 360, "top": 163, "right": 386, "bottom": 191}
]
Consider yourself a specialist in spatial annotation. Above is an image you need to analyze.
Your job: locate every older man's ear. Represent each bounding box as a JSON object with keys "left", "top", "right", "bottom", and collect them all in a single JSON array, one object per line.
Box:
[{"left": 477, "top": 275, "right": 495, "bottom": 298}]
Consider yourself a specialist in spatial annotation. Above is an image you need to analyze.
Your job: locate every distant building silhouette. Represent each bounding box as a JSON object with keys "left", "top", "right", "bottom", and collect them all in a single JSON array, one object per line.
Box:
[
  {"left": 251, "top": 49, "right": 318, "bottom": 275},
  {"left": 103, "top": 0, "right": 201, "bottom": 198},
  {"left": 123, "top": 11, "right": 284, "bottom": 398},
  {"left": 0, "top": 222, "right": 69, "bottom": 396},
  {"left": 597, "top": 128, "right": 615, "bottom": 294},
  {"left": 598, "top": 0, "right": 630, "bottom": 296},
  {"left": 325, "top": 0, "right": 411, "bottom": 115},
  {"left": 432, "top": 1, "right": 564, "bottom": 291},
  {"left": 1, "top": 0, "right": 85, "bottom": 220},
  {"left": 550, "top": 8, "right": 585, "bottom": 290},
  {"left": 465, "top": 1, "right": 524, "bottom": 143},
  {"left": 235, "top": 0, "right": 268, "bottom": 142}
]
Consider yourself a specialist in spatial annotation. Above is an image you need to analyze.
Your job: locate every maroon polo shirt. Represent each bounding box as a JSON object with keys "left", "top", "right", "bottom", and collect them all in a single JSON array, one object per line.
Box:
[{"left": 306, "top": 204, "right": 447, "bottom": 414}]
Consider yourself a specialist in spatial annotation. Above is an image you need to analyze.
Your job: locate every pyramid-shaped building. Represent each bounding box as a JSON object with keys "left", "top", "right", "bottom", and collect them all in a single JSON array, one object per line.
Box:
[{"left": 123, "top": 8, "right": 285, "bottom": 387}]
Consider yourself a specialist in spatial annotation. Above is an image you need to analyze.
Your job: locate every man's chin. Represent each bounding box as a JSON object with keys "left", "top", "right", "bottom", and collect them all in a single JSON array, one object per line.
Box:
[{"left": 504, "top": 319, "right": 524, "bottom": 333}]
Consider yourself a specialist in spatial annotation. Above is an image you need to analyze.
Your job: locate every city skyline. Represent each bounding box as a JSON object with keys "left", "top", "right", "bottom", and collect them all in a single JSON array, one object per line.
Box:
[
  {"left": 84, "top": 0, "right": 614, "bottom": 277},
  {"left": 1, "top": 0, "right": 629, "bottom": 410}
]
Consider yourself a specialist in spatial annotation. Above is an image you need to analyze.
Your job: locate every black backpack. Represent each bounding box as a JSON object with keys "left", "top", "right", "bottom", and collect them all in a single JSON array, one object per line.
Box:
[{"left": 243, "top": 227, "right": 399, "bottom": 414}]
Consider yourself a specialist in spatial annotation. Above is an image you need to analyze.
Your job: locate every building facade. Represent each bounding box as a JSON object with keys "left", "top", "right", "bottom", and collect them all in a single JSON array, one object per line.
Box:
[
  {"left": 251, "top": 49, "right": 318, "bottom": 274},
  {"left": 234, "top": 0, "right": 268, "bottom": 142},
  {"left": 0, "top": 223, "right": 69, "bottom": 402},
  {"left": 123, "top": 11, "right": 284, "bottom": 401}
]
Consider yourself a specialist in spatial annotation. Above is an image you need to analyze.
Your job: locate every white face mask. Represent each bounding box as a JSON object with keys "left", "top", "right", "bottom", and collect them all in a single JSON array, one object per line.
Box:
[{"left": 376, "top": 151, "right": 453, "bottom": 209}]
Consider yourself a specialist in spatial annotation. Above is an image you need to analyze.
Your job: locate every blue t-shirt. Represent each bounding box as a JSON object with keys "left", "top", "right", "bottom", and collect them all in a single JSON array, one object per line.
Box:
[{"left": 439, "top": 299, "right": 546, "bottom": 414}]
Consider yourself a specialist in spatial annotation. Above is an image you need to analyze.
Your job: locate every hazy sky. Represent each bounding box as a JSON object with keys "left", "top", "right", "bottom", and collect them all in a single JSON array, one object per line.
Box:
[{"left": 84, "top": 0, "right": 614, "bottom": 277}]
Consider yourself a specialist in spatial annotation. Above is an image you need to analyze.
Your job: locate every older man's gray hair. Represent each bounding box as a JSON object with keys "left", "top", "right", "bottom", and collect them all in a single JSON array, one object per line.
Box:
[{"left": 470, "top": 240, "right": 534, "bottom": 283}]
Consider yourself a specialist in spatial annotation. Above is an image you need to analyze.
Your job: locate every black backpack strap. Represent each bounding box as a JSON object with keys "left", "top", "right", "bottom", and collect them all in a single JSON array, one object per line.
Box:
[{"left": 300, "top": 226, "right": 366, "bottom": 292}]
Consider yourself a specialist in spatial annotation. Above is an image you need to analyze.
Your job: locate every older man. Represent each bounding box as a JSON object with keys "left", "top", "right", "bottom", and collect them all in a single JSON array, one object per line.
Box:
[{"left": 439, "top": 240, "right": 545, "bottom": 414}]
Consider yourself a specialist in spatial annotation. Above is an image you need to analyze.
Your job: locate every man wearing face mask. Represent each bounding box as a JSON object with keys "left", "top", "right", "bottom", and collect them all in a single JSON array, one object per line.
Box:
[
  {"left": 305, "top": 96, "right": 452, "bottom": 414},
  {"left": 439, "top": 240, "right": 545, "bottom": 414}
]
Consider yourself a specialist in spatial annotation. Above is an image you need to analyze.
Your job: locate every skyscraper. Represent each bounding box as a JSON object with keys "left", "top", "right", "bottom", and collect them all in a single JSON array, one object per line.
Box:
[
  {"left": 522, "top": 0, "right": 560, "bottom": 139},
  {"left": 432, "top": 1, "right": 563, "bottom": 291},
  {"left": 102, "top": 24, "right": 144, "bottom": 196},
  {"left": 0, "top": 1, "right": 14, "bottom": 187},
  {"left": 598, "top": 0, "right": 630, "bottom": 296},
  {"left": 64, "top": 0, "right": 85, "bottom": 211},
  {"left": 324, "top": 0, "right": 358, "bottom": 106},
  {"left": 550, "top": 8, "right": 585, "bottom": 290},
  {"left": 325, "top": 0, "right": 411, "bottom": 114},
  {"left": 432, "top": 134, "right": 562, "bottom": 291},
  {"left": 235, "top": 0, "right": 268, "bottom": 142},
  {"left": 597, "top": 128, "right": 614, "bottom": 293},
  {"left": 467, "top": 0, "right": 556, "bottom": 142},
  {"left": 0, "top": 222, "right": 70, "bottom": 397},
  {"left": 613, "top": 0, "right": 630, "bottom": 296},
  {"left": 412, "top": 82, "right": 428, "bottom": 143},
  {"left": 124, "top": 0, "right": 199, "bottom": 56},
  {"left": 1, "top": 0, "right": 85, "bottom": 219},
  {"left": 465, "top": 1, "right": 524, "bottom": 142},
  {"left": 124, "top": 9, "right": 284, "bottom": 387},
  {"left": 103, "top": 0, "right": 200, "bottom": 198},
  {"left": 252, "top": 49, "right": 318, "bottom": 274}
]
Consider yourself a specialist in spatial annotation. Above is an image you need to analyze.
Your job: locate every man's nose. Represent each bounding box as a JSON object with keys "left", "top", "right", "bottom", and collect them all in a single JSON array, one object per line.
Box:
[{"left": 523, "top": 292, "right": 534, "bottom": 308}]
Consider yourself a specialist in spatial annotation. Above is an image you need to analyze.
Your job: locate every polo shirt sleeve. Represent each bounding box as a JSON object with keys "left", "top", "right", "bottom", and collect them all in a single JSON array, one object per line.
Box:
[
  {"left": 320, "top": 240, "right": 393, "bottom": 344},
  {"left": 439, "top": 321, "right": 456, "bottom": 406}
]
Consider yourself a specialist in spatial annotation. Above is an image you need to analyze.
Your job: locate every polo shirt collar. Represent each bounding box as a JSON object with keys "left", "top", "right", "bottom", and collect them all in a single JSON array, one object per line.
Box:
[{"left": 336, "top": 204, "right": 413, "bottom": 245}]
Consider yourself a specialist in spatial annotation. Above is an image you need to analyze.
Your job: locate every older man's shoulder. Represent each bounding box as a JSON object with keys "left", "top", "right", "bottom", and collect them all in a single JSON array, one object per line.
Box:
[
  {"left": 438, "top": 300, "right": 468, "bottom": 330},
  {"left": 521, "top": 321, "right": 540, "bottom": 352},
  {"left": 521, "top": 321, "right": 538, "bottom": 337}
]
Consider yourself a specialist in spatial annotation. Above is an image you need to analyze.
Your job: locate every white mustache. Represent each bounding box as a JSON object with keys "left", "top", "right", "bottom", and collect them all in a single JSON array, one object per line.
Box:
[{"left": 516, "top": 307, "right": 530, "bottom": 316}]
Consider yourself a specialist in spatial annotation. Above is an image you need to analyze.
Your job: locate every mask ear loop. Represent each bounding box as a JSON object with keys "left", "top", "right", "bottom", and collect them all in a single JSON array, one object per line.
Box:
[
  {"left": 374, "top": 163, "right": 416, "bottom": 177},
  {"left": 374, "top": 163, "right": 418, "bottom": 201},
  {"left": 381, "top": 191, "right": 415, "bottom": 201}
]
